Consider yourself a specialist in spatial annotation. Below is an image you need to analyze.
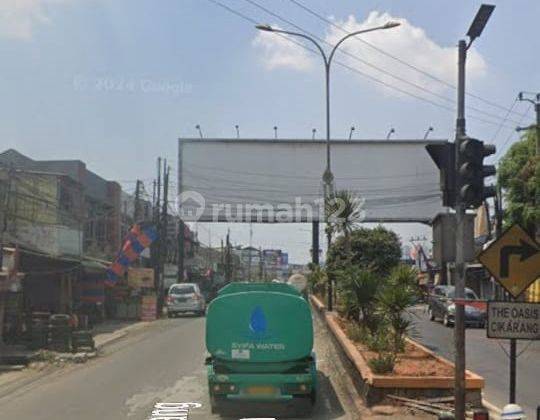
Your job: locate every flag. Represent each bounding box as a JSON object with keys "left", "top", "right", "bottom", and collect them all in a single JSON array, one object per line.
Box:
[{"left": 106, "top": 223, "right": 158, "bottom": 285}]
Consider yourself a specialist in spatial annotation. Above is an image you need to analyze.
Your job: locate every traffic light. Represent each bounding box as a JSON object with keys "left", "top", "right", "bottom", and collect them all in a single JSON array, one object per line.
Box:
[
  {"left": 457, "top": 136, "right": 496, "bottom": 208},
  {"left": 426, "top": 142, "right": 456, "bottom": 208}
]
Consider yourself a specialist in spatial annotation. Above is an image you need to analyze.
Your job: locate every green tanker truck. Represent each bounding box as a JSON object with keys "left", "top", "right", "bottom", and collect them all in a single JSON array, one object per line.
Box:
[{"left": 205, "top": 282, "right": 317, "bottom": 417}]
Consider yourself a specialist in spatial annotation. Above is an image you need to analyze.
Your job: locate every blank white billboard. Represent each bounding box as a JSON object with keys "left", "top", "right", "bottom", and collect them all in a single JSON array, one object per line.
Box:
[{"left": 178, "top": 139, "right": 446, "bottom": 223}]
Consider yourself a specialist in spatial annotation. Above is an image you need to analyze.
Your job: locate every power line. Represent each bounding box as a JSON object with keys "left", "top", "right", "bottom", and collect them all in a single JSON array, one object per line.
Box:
[
  {"left": 184, "top": 162, "right": 437, "bottom": 180},
  {"left": 490, "top": 97, "right": 518, "bottom": 144},
  {"left": 208, "top": 0, "right": 513, "bottom": 129},
  {"left": 245, "top": 0, "right": 519, "bottom": 127},
  {"left": 287, "top": 0, "right": 524, "bottom": 117},
  {"left": 494, "top": 103, "right": 533, "bottom": 161}
]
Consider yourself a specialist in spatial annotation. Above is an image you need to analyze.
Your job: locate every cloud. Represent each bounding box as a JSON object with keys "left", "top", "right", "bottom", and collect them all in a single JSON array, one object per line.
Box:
[
  {"left": 326, "top": 12, "right": 486, "bottom": 96},
  {"left": 0, "top": 0, "right": 71, "bottom": 40},
  {"left": 252, "top": 25, "right": 313, "bottom": 71},
  {"left": 252, "top": 11, "right": 486, "bottom": 97}
]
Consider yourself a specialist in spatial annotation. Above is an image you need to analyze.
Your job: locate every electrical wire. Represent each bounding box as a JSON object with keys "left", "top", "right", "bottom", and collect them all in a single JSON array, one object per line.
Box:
[
  {"left": 242, "top": 0, "right": 517, "bottom": 128},
  {"left": 286, "top": 0, "right": 525, "bottom": 118},
  {"left": 245, "top": 0, "right": 519, "bottom": 127},
  {"left": 494, "top": 103, "right": 533, "bottom": 161},
  {"left": 207, "top": 0, "right": 481, "bottom": 124},
  {"left": 490, "top": 97, "right": 518, "bottom": 144},
  {"left": 183, "top": 161, "right": 437, "bottom": 180}
]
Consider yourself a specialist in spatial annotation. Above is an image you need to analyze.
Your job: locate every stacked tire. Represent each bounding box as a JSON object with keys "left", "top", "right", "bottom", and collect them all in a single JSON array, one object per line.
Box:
[
  {"left": 29, "top": 322, "right": 49, "bottom": 350},
  {"left": 49, "top": 314, "right": 71, "bottom": 353}
]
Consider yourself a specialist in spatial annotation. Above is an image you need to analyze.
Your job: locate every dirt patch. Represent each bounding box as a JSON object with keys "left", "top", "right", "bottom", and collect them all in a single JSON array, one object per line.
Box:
[{"left": 337, "top": 317, "right": 454, "bottom": 377}]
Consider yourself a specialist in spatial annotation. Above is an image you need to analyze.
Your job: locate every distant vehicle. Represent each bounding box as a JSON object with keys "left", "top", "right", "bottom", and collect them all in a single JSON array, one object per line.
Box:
[
  {"left": 205, "top": 282, "right": 317, "bottom": 417},
  {"left": 428, "top": 285, "right": 486, "bottom": 328},
  {"left": 166, "top": 283, "right": 206, "bottom": 317},
  {"left": 287, "top": 273, "right": 308, "bottom": 298}
]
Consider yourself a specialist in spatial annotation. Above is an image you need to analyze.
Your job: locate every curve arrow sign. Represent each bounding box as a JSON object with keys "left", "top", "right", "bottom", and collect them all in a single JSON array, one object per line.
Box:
[{"left": 500, "top": 239, "right": 539, "bottom": 278}]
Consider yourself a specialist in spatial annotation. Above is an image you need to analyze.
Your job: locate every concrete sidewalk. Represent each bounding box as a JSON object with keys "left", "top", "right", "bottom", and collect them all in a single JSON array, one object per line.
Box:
[
  {"left": 91, "top": 320, "right": 152, "bottom": 350},
  {"left": 0, "top": 319, "right": 154, "bottom": 395}
]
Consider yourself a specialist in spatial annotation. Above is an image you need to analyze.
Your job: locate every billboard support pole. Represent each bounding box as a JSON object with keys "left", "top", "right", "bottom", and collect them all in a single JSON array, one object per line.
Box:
[{"left": 312, "top": 221, "right": 319, "bottom": 266}]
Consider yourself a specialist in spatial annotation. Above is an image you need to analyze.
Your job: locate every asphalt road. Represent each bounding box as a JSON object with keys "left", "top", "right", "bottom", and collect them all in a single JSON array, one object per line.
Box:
[
  {"left": 0, "top": 313, "right": 360, "bottom": 420},
  {"left": 408, "top": 305, "right": 540, "bottom": 419}
]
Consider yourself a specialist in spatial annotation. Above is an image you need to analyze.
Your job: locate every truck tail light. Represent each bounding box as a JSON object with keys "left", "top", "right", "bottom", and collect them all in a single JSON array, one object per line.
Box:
[
  {"left": 472, "top": 410, "right": 488, "bottom": 420},
  {"left": 284, "top": 383, "right": 310, "bottom": 395},
  {"left": 211, "top": 383, "right": 238, "bottom": 395}
]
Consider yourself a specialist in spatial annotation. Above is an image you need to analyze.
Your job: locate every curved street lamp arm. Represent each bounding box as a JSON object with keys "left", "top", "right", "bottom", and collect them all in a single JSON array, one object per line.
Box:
[
  {"left": 260, "top": 27, "right": 328, "bottom": 65},
  {"left": 328, "top": 24, "right": 397, "bottom": 66}
]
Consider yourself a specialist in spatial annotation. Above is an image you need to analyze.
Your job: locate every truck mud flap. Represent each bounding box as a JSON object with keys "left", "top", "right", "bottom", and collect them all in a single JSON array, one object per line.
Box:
[{"left": 211, "top": 396, "right": 313, "bottom": 418}]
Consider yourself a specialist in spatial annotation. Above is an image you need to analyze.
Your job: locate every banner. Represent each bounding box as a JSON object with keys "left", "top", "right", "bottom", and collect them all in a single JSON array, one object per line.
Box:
[
  {"left": 127, "top": 268, "right": 155, "bottom": 289},
  {"left": 107, "top": 223, "right": 158, "bottom": 285}
]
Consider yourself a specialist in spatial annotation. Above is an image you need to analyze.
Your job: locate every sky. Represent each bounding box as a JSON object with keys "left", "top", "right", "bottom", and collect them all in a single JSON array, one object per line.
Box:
[{"left": 1, "top": 0, "right": 539, "bottom": 263}]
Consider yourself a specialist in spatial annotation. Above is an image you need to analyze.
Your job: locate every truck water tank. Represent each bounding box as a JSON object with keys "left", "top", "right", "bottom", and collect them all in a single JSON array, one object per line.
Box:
[{"left": 206, "top": 285, "right": 313, "bottom": 363}]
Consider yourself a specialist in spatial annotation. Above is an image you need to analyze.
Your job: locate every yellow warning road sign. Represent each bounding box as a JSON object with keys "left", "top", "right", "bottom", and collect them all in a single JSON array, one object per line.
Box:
[{"left": 478, "top": 224, "right": 540, "bottom": 298}]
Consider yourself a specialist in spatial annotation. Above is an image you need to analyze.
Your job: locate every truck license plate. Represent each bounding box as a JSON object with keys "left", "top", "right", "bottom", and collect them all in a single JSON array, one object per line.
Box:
[{"left": 246, "top": 386, "right": 276, "bottom": 395}]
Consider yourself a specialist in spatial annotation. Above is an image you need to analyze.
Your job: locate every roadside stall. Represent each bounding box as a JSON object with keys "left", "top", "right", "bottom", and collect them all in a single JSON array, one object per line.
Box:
[{"left": 73, "top": 259, "right": 108, "bottom": 327}]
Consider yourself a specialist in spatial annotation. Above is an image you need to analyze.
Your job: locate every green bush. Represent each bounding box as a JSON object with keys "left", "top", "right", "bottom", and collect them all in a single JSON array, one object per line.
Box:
[
  {"left": 345, "top": 322, "right": 370, "bottom": 343},
  {"left": 335, "top": 265, "right": 383, "bottom": 330},
  {"left": 307, "top": 264, "right": 327, "bottom": 298},
  {"left": 377, "top": 264, "right": 420, "bottom": 353},
  {"left": 365, "top": 326, "right": 392, "bottom": 353},
  {"left": 368, "top": 353, "right": 396, "bottom": 374},
  {"left": 327, "top": 226, "right": 401, "bottom": 277}
]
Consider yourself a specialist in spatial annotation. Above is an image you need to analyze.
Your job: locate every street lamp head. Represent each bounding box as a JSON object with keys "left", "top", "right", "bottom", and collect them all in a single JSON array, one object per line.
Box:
[
  {"left": 383, "top": 21, "right": 401, "bottom": 29},
  {"left": 466, "top": 4, "right": 495, "bottom": 42},
  {"left": 255, "top": 24, "right": 274, "bottom": 32}
]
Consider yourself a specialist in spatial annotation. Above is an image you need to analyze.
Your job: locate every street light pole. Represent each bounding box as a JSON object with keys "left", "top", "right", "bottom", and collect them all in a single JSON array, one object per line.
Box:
[
  {"left": 256, "top": 21, "right": 400, "bottom": 310},
  {"left": 454, "top": 5, "right": 495, "bottom": 419},
  {"left": 454, "top": 38, "right": 467, "bottom": 420}
]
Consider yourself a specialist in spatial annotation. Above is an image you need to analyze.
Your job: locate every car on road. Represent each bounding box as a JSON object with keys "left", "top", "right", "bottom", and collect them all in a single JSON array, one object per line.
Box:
[
  {"left": 166, "top": 283, "right": 206, "bottom": 317},
  {"left": 428, "top": 285, "right": 486, "bottom": 328}
]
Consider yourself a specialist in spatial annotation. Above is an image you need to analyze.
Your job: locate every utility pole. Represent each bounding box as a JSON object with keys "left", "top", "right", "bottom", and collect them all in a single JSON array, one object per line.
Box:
[
  {"left": 158, "top": 162, "right": 169, "bottom": 316},
  {"left": 516, "top": 91, "right": 540, "bottom": 240},
  {"left": 494, "top": 185, "right": 504, "bottom": 299},
  {"left": 248, "top": 222, "right": 253, "bottom": 281},
  {"left": 178, "top": 219, "right": 185, "bottom": 283},
  {"left": 259, "top": 246, "right": 263, "bottom": 281},
  {"left": 152, "top": 180, "right": 156, "bottom": 220},
  {"left": 134, "top": 180, "right": 142, "bottom": 222},
  {"left": 0, "top": 165, "right": 14, "bottom": 270},
  {"left": 453, "top": 6, "right": 495, "bottom": 419},
  {"left": 156, "top": 158, "right": 161, "bottom": 223},
  {"left": 225, "top": 229, "right": 231, "bottom": 284},
  {"left": 207, "top": 228, "right": 212, "bottom": 270},
  {"left": 153, "top": 158, "right": 162, "bottom": 300}
]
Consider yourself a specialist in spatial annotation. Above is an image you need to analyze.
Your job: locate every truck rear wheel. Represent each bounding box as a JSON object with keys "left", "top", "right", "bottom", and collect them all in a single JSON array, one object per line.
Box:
[{"left": 292, "top": 395, "right": 314, "bottom": 417}]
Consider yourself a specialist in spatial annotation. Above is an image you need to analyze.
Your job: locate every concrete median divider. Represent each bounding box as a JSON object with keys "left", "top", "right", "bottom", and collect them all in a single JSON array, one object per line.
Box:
[{"left": 309, "top": 294, "right": 484, "bottom": 407}]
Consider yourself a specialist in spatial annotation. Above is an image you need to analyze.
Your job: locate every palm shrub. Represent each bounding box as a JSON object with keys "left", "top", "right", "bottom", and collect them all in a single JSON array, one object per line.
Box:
[
  {"left": 365, "top": 324, "right": 396, "bottom": 374},
  {"left": 335, "top": 265, "right": 383, "bottom": 332},
  {"left": 326, "top": 190, "right": 363, "bottom": 248},
  {"left": 377, "top": 264, "right": 420, "bottom": 353},
  {"left": 368, "top": 353, "right": 396, "bottom": 374}
]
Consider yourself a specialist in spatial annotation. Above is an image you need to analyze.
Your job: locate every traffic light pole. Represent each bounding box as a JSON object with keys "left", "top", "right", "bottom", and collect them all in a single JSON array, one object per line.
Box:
[{"left": 454, "top": 39, "right": 467, "bottom": 420}]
